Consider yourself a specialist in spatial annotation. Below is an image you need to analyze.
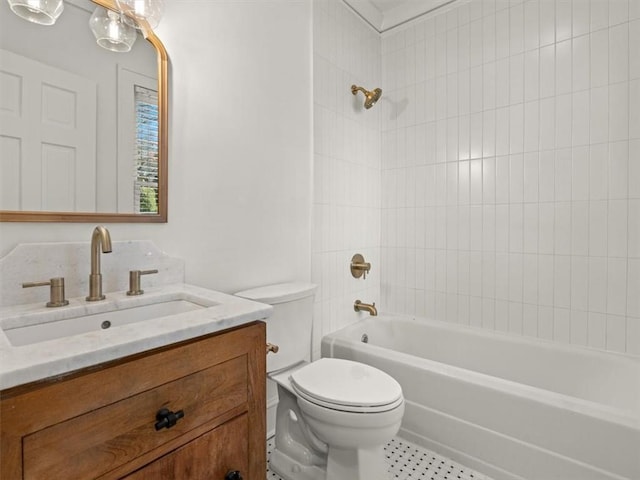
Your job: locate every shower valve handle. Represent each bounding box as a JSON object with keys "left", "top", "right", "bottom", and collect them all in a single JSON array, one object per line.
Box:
[{"left": 351, "top": 254, "right": 371, "bottom": 279}]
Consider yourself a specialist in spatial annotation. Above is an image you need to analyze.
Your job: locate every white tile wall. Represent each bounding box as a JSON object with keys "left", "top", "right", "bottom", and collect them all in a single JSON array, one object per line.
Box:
[
  {"left": 311, "top": 0, "right": 382, "bottom": 359},
  {"left": 380, "top": 0, "right": 640, "bottom": 356}
]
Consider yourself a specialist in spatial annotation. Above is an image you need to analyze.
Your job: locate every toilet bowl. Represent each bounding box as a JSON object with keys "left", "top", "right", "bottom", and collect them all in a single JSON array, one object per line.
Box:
[
  {"left": 234, "top": 283, "right": 405, "bottom": 480},
  {"left": 269, "top": 359, "right": 404, "bottom": 480}
]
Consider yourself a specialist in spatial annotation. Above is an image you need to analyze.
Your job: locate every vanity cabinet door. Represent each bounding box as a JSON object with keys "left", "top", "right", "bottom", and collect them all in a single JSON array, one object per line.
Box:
[
  {"left": 21, "top": 356, "right": 247, "bottom": 480},
  {"left": 122, "top": 413, "right": 248, "bottom": 480}
]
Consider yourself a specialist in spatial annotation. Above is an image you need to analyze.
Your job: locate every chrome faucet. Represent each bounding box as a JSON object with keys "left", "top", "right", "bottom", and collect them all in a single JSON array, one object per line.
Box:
[
  {"left": 86, "top": 225, "right": 112, "bottom": 301},
  {"left": 354, "top": 300, "right": 377, "bottom": 316}
]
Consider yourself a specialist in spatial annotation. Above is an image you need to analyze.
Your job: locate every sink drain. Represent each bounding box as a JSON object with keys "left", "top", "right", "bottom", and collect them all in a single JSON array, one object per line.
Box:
[
  {"left": 361, "top": 333, "right": 368, "bottom": 343},
  {"left": 101, "top": 321, "right": 111, "bottom": 330}
]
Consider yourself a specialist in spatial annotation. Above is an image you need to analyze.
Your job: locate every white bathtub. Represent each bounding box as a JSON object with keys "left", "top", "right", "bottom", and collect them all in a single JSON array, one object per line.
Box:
[{"left": 321, "top": 315, "right": 640, "bottom": 480}]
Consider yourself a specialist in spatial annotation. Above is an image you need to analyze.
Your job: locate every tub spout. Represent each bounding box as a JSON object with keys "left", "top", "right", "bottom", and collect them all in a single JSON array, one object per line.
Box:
[{"left": 354, "top": 300, "right": 377, "bottom": 316}]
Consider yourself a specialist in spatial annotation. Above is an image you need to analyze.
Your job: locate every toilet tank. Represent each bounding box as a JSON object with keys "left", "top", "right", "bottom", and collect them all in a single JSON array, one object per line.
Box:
[{"left": 235, "top": 283, "right": 317, "bottom": 373}]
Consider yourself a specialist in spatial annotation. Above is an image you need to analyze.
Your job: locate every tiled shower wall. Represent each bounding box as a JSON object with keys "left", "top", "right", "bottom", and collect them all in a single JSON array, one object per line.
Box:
[
  {"left": 311, "top": 0, "right": 382, "bottom": 358},
  {"left": 380, "top": 0, "right": 640, "bottom": 355}
]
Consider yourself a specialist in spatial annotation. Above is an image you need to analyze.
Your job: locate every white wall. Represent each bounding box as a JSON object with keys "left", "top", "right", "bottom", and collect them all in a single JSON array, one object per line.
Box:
[
  {"left": 0, "top": 0, "right": 313, "bottom": 295},
  {"left": 311, "top": 0, "right": 382, "bottom": 358},
  {"left": 380, "top": 0, "right": 640, "bottom": 356}
]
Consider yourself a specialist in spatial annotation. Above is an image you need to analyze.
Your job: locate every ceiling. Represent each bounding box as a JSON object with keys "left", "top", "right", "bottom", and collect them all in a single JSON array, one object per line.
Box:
[{"left": 343, "top": 0, "right": 459, "bottom": 33}]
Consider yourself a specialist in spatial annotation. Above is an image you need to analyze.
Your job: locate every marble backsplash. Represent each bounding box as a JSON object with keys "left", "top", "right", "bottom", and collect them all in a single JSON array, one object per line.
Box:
[{"left": 0, "top": 241, "right": 184, "bottom": 307}]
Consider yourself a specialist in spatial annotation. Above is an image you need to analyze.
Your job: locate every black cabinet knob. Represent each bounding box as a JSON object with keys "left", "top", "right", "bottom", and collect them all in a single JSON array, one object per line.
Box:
[
  {"left": 224, "top": 471, "right": 243, "bottom": 480},
  {"left": 154, "top": 407, "right": 185, "bottom": 431}
]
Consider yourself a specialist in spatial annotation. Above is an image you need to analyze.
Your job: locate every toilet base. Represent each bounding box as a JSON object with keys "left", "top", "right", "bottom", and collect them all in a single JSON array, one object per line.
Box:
[
  {"left": 326, "top": 445, "right": 389, "bottom": 480},
  {"left": 270, "top": 445, "right": 390, "bottom": 480},
  {"left": 269, "top": 448, "right": 325, "bottom": 480}
]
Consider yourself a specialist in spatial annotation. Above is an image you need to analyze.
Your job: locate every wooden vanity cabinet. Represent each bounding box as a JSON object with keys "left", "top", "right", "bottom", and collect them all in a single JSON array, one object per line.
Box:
[{"left": 0, "top": 321, "right": 266, "bottom": 480}]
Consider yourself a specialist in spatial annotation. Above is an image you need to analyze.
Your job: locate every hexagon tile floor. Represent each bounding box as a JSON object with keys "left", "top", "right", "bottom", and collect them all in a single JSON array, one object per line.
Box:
[{"left": 266, "top": 436, "right": 494, "bottom": 480}]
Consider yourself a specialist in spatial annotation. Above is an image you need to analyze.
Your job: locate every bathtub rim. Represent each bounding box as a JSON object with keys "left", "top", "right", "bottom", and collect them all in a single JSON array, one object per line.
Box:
[
  {"left": 331, "top": 313, "right": 640, "bottom": 363},
  {"left": 321, "top": 314, "right": 640, "bottom": 430}
]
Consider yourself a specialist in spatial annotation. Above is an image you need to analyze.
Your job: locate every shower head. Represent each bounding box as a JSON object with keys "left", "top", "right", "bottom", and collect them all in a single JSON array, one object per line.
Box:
[{"left": 351, "top": 84, "right": 382, "bottom": 109}]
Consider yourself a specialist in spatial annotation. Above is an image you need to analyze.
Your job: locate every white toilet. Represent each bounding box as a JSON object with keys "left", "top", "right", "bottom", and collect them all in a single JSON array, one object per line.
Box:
[{"left": 235, "top": 283, "right": 405, "bottom": 480}]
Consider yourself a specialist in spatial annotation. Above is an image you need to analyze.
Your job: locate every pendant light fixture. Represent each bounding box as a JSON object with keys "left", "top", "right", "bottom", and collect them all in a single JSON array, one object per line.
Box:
[
  {"left": 6, "top": 0, "right": 64, "bottom": 26},
  {"left": 89, "top": 6, "right": 137, "bottom": 53},
  {"left": 7, "top": 0, "right": 163, "bottom": 52},
  {"left": 116, "top": 0, "right": 164, "bottom": 30}
]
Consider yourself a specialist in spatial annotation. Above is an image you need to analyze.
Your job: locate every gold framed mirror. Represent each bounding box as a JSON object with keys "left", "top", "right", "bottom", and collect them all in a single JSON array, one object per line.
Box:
[{"left": 0, "top": 0, "right": 168, "bottom": 222}]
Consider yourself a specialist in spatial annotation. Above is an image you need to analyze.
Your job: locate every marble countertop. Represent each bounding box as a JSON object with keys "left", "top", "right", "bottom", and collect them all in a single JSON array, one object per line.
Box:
[{"left": 0, "top": 284, "right": 273, "bottom": 390}]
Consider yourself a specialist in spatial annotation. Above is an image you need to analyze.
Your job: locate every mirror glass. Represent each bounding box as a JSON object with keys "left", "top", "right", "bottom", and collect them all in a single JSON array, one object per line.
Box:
[{"left": 0, "top": 0, "right": 167, "bottom": 222}]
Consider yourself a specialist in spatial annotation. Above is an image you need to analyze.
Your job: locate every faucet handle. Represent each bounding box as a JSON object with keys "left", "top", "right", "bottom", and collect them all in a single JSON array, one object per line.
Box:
[
  {"left": 127, "top": 269, "right": 158, "bottom": 296},
  {"left": 350, "top": 253, "right": 371, "bottom": 279},
  {"left": 23, "top": 277, "right": 69, "bottom": 308}
]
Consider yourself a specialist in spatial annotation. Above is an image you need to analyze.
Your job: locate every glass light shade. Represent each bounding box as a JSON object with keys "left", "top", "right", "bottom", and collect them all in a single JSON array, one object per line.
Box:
[
  {"left": 7, "top": 0, "right": 64, "bottom": 25},
  {"left": 116, "top": 0, "right": 164, "bottom": 30},
  {"left": 89, "top": 6, "right": 137, "bottom": 53}
]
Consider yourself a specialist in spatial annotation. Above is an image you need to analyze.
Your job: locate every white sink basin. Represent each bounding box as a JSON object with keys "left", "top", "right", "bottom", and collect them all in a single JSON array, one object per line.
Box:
[
  {"left": 3, "top": 299, "right": 207, "bottom": 347},
  {"left": 0, "top": 287, "right": 223, "bottom": 348}
]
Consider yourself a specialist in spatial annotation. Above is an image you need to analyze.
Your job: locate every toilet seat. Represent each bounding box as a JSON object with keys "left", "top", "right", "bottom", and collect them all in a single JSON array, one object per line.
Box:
[{"left": 290, "top": 358, "right": 403, "bottom": 413}]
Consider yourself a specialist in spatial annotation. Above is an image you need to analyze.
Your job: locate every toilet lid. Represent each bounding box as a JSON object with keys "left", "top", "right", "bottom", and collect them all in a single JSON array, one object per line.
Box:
[{"left": 290, "top": 358, "right": 403, "bottom": 412}]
